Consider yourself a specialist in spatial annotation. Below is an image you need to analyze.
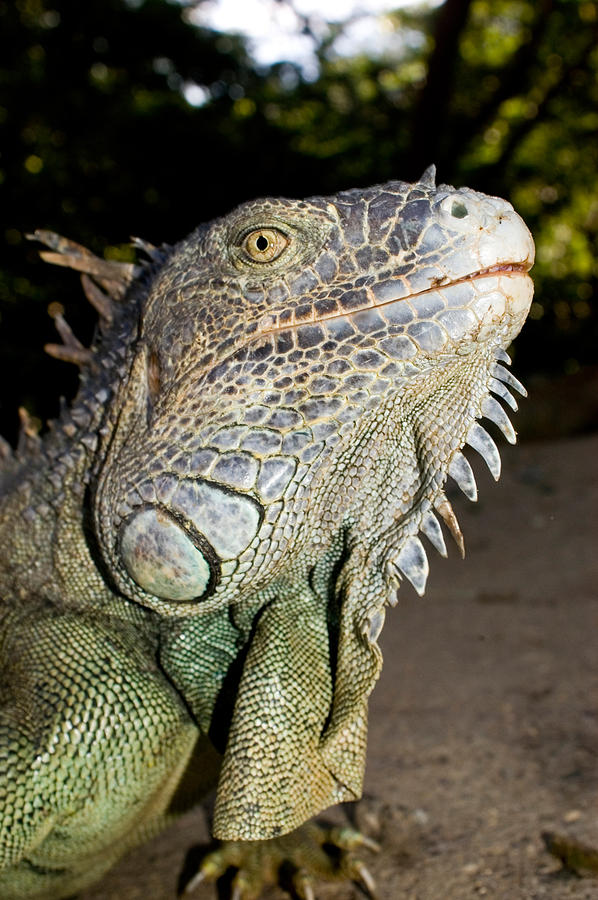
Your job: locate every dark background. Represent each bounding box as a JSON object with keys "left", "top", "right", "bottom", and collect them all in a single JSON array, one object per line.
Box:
[{"left": 1, "top": 0, "right": 597, "bottom": 445}]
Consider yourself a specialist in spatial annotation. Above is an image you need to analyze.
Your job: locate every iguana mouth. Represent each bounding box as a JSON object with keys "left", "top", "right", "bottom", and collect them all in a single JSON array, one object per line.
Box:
[
  {"left": 372, "top": 261, "right": 534, "bottom": 307},
  {"left": 453, "top": 260, "right": 533, "bottom": 284},
  {"left": 255, "top": 260, "right": 533, "bottom": 336},
  {"left": 447, "top": 260, "right": 532, "bottom": 281}
]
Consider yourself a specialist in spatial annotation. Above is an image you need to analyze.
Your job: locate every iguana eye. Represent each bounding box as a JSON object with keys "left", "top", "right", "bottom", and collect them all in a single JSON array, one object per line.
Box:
[{"left": 243, "top": 228, "right": 289, "bottom": 263}]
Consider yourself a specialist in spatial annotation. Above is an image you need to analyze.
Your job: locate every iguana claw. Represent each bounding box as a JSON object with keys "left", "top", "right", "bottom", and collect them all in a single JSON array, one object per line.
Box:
[
  {"left": 293, "top": 871, "right": 316, "bottom": 900},
  {"left": 183, "top": 868, "right": 207, "bottom": 894},
  {"left": 183, "top": 821, "right": 379, "bottom": 899},
  {"left": 348, "top": 860, "right": 378, "bottom": 898},
  {"left": 329, "top": 824, "right": 381, "bottom": 854}
]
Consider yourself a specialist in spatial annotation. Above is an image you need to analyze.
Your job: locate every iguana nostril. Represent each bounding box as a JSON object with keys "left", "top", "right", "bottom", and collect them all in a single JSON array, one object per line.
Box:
[
  {"left": 451, "top": 201, "right": 469, "bottom": 219},
  {"left": 120, "top": 507, "right": 213, "bottom": 601}
]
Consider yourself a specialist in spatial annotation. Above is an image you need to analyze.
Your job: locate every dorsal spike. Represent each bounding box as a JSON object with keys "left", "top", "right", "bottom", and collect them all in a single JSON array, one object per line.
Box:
[
  {"left": 47, "top": 302, "right": 85, "bottom": 348},
  {"left": 44, "top": 344, "right": 94, "bottom": 366},
  {"left": 419, "top": 164, "right": 437, "bottom": 188},
  {"left": 27, "top": 230, "right": 142, "bottom": 300},
  {"left": 27, "top": 229, "right": 95, "bottom": 259},
  {"left": 37, "top": 250, "right": 139, "bottom": 295},
  {"left": 0, "top": 433, "right": 13, "bottom": 466},
  {"left": 17, "top": 407, "right": 42, "bottom": 458},
  {"left": 80, "top": 274, "right": 113, "bottom": 324},
  {"left": 131, "top": 236, "right": 170, "bottom": 263},
  {"left": 45, "top": 302, "right": 93, "bottom": 368}
]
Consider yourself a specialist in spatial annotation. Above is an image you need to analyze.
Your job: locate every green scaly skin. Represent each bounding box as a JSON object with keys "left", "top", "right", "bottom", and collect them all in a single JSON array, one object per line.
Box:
[{"left": 0, "top": 167, "right": 534, "bottom": 898}]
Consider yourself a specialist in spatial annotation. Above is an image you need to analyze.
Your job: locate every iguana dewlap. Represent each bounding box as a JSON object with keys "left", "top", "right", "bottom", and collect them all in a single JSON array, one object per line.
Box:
[{"left": 0, "top": 168, "right": 533, "bottom": 898}]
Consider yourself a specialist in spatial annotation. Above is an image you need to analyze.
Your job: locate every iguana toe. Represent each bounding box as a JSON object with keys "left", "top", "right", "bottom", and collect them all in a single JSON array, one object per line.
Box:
[{"left": 183, "top": 821, "right": 379, "bottom": 899}]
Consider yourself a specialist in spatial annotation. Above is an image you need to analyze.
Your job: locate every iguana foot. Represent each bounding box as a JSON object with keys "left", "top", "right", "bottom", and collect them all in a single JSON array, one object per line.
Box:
[{"left": 183, "top": 822, "right": 380, "bottom": 899}]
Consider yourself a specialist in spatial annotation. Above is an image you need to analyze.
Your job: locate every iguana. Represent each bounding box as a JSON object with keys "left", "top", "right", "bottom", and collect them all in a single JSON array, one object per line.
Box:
[{"left": 0, "top": 167, "right": 534, "bottom": 899}]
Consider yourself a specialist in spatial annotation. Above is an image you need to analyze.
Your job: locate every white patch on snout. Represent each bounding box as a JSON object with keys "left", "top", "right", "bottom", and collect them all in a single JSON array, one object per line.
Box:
[
  {"left": 436, "top": 189, "right": 535, "bottom": 275},
  {"left": 471, "top": 273, "right": 534, "bottom": 335}
]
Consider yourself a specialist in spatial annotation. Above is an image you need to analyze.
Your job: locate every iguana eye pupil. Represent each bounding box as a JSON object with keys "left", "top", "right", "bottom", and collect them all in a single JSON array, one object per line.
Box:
[{"left": 243, "top": 227, "right": 289, "bottom": 262}]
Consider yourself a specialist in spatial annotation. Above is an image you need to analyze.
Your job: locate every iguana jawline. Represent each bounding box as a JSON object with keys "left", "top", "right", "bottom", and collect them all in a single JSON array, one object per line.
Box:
[{"left": 254, "top": 262, "right": 533, "bottom": 337}]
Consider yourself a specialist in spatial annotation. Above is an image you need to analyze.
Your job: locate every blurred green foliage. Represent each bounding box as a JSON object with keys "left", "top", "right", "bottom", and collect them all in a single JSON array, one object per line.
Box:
[{"left": 1, "top": 0, "right": 596, "bottom": 441}]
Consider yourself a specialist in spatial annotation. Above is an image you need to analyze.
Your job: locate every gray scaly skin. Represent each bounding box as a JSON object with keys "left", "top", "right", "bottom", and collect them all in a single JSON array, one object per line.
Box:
[{"left": 0, "top": 167, "right": 534, "bottom": 899}]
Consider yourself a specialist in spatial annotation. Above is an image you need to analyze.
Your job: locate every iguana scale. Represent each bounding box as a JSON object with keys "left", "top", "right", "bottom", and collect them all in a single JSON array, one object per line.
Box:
[{"left": 0, "top": 167, "right": 534, "bottom": 898}]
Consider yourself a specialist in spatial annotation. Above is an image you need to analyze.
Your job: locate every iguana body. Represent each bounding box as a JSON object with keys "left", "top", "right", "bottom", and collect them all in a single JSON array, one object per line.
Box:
[{"left": 0, "top": 168, "right": 534, "bottom": 898}]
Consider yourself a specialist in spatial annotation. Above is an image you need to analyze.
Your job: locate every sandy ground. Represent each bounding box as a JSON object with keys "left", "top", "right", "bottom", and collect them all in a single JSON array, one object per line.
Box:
[{"left": 82, "top": 432, "right": 598, "bottom": 900}]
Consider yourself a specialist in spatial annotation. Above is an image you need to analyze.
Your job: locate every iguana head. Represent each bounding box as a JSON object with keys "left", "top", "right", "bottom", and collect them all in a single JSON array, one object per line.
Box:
[{"left": 92, "top": 166, "right": 533, "bottom": 617}]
